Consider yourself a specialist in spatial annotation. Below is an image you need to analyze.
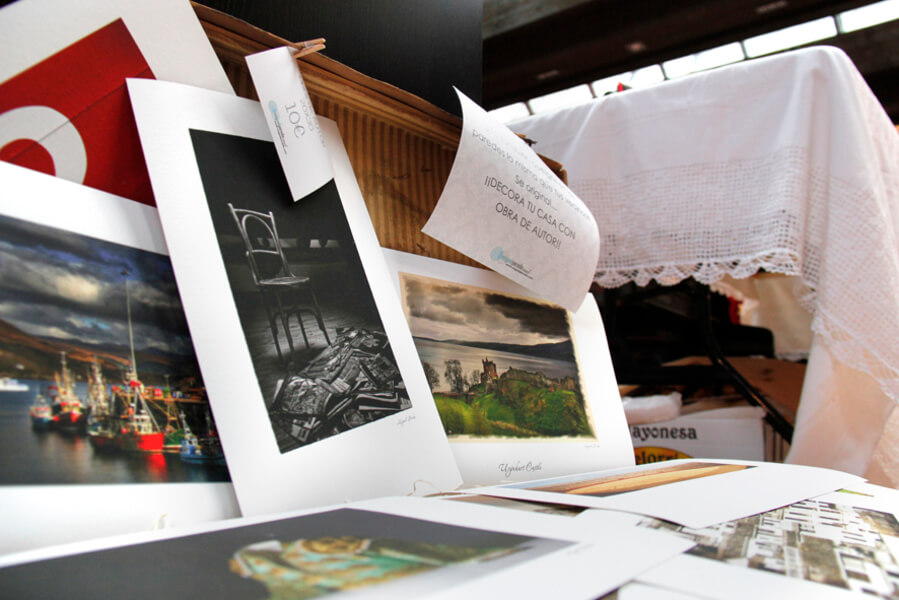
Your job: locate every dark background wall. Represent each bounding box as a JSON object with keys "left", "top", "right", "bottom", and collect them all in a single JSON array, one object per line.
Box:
[{"left": 196, "top": 0, "right": 483, "bottom": 117}]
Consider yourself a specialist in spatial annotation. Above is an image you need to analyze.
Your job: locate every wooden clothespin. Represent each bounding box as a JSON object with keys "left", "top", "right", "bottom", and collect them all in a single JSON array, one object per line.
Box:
[
  {"left": 289, "top": 37, "right": 326, "bottom": 58},
  {"left": 516, "top": 133, "right": 537, "bottom": 146}
]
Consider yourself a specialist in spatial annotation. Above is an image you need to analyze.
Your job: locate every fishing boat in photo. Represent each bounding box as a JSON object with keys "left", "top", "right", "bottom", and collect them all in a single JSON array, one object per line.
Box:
[
  {"left": 0, "top": 377, "right": 29, "bottom": 392},
  {"left": 110, "top": 275, "right": 164, "bottom": 453},
  {"left": 50, "top": 352, "right": 87, "bottom": 434},
  {"left": 163, "top": 428, "right": 185, "bottom": 454},
  {"left": 96, "top": 363, "right": 164, "bottom": 454},
  {"left": 87, "top": 418, "right": 118, "bottom": 452},
  {"left": 116, "top": 410, "right": 165, "bottom": 453},
  {"left": 150, "top": 385, "right": 186, "bottom": 454},
  {"left": 85, "top": 356, "right": 108, "bottom": 413},
  {"left": 179, "top": 410, "right": 225, "bottom": 466},
  {"left": 85, "top": 356, "right": 118, "bottom": 452},
  {"left": 28, "top": 394, "right": 53, "bottom": 430},
  {"left": 89, "top": 376, "right": 166, "bottom": 454},
  {"left": 96, "top": 340, "right": 167, "bottom": 455},
  {"left": 140, "top": 379, "right": 213, "bottom": 454}
]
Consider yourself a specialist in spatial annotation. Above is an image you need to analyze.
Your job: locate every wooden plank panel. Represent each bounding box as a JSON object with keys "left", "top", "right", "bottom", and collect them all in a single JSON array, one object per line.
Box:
[{"left": 194, "top": 2, "right": 564, "bottom": 267}]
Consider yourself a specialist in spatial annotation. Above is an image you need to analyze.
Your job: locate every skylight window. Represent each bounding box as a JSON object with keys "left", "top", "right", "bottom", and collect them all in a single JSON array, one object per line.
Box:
[
  {"left": 628, "top": 64, "right": 666, "bottom": 88},
  {"left": 662, "top": 43, "right": 746, "bottom": 79},
  {"left": 838, "top": 0, "right": 899, "bottom": 32},
  {"left": 488, "top": 102, "right": 531, "bottom": 124},
  {"left": 592, "top": 73, "right": 632, "bottom": 96},
  {"left": 527, "top": 84, "right": 593, "bottom": 115},
  {"left": 590, "top": 65, "right": 665, "bottom": 97},
  {"left": 743, "top": 16, "right": 838, "bottom": 57},
  {"left": 506, "top": 1, "right": 895, "bottom": 123}
]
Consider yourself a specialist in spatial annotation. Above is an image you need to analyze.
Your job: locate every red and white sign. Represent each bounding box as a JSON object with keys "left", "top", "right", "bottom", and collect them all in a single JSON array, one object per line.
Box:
[
  {"left": 0, "top": 0, "right": 235, "bottom": 207},
  {"left": 0, "top": 19, "right": 157, "bottom": 205}
]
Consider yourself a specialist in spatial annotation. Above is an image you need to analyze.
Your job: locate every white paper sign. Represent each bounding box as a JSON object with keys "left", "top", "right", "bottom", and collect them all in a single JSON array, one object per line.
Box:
[
  {"left": 422, "top": 88, "right": 599, "bottom": 312},
  {"left": 245, "top": 46, "right": 333, "bottom": 201}
]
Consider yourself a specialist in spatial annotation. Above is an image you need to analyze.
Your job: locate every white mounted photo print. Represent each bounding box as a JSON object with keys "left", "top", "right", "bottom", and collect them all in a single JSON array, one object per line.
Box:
[
  {"left": 382, "top": 248, "right": 634, "bottom": 487},
  {"left": 0, "top": 161, "right": 239, "bottom": 556},
  {"left": 128, "top": 78, "right": 461, "bottom": 516}
]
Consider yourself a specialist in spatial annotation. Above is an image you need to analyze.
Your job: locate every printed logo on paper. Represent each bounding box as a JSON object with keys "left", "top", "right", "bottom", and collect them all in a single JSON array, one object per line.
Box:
[
  {"left": 267, "top": 100, "right": 288, "bottom": 152},
  {"left": 490, "top": 246, "right": 533, "bottom": 279}
]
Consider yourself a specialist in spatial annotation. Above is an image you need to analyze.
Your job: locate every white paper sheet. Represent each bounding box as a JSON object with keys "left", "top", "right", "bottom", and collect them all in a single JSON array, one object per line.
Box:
[
  {"left": 473, "top": 459, "right": 865, "bottom": 529},
  {"left": 0, "top": 495, "right": 694, "bottom": 600},
  {"left": 422, "top": 89, "right": 599, "bottom": 312},
  {"left": 0, "top": 0, "right": 231, "bottom": 91},
  {"left": 127, "top": 78, "right": 462, "bottom": 516},
  {"left": 245, "top": 46, "right": 334, "bottom": 202},
  {"left": 382, "top": 248, "right": 634, "bottom": 487},
  {"left": 368, "top": 497, "right": 692, "bottom": 600},
  {"left": 636, "top": 486, "right": 899, "bottom": 599},
  {"left": 616, "top": 582, "right": 705, "bottom": 600},
  {"left": 0, "top": 161, "right": 240, "bottom": 556}
]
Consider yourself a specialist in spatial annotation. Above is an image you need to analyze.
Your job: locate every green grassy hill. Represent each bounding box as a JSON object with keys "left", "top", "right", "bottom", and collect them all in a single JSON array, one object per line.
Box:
[{"left": 434, "top": 376, "right": 593, "bottom": 439}]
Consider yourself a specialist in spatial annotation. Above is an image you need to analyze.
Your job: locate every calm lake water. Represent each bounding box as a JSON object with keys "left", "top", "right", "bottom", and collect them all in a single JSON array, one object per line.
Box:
[
  {"left": 0, "top": 380, "right": 230, "bottom": 485},
  {"left": 413, "top": 339, "right": 579, "bottom": 393}
]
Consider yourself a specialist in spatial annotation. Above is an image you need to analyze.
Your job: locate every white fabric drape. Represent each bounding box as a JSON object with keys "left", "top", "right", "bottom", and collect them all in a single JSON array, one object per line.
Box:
[{"left": 511, "top": 47, "right": 899, "bottom": 482}]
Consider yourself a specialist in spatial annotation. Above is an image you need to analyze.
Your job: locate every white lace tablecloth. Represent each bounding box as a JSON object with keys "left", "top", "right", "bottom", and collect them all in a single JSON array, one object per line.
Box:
[{"left": 511, "top": 46, "right": 899, "bottom": 483}]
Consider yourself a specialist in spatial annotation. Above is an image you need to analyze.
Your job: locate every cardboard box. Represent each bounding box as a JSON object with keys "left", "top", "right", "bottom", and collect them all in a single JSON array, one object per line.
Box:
[{"left": 630, "top": 405, "right": 767, "bottom": 465}]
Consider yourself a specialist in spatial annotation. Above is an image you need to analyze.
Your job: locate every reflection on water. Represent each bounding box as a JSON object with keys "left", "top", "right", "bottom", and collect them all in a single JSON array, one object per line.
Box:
[
  {"left": 0, "top": 380, "right": 229, "bottom": 485},
  {"left": 413, "top": 338, "right": 579, "bottom": 393}
]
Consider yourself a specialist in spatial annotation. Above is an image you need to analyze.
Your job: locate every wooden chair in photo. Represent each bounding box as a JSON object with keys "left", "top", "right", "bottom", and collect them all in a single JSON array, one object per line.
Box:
[{"left": 228, "top": 203, "right": 331, "bottom": 368}]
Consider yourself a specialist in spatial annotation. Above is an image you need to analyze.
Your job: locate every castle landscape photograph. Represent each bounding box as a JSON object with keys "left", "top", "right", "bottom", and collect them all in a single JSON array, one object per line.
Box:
[{"left": 399, "top": 272, "right": 595, "bottom": 440}]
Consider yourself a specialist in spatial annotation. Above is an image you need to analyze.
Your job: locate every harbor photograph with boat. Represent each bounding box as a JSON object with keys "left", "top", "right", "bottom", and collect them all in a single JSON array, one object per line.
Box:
[{"left": 0, "top": 211, "right": 229, "bottom": 485}]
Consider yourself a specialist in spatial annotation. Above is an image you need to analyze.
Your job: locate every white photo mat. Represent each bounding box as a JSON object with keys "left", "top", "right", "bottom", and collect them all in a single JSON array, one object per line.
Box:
[
  {"left": 382, "top": 248, "right": 634, "bottom": 487},
  {"left": 0, "top": 161, "right": 240, "bottom": 556},
  {"left": 476, "top": 458, "right": 865, "bottom": 529},
  {"left": 0, "top": 0, "right": 232, "bottom": 94},
  {"left": 127, "top": 78, "right": 462, "bottom": 517}
]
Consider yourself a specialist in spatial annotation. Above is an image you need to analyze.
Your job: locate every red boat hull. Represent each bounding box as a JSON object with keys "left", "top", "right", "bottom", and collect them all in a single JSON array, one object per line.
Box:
[
  {"left": 88, "top": 432, "right": 119, "bottom": 452},
  {"left": 116, "top": 431, "right": 164, "bottom": 453},
  {"left": 54, "top": 410, "right": 87, "bottom": 434}
]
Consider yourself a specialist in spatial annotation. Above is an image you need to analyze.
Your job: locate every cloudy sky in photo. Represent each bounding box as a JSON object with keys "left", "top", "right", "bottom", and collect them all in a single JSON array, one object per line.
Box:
[
  {"left": 399, "top": 272, "right": 571, "bottom": 346},
  {"left": 0, "top": 213, "right": 195, "bottom": 357}
]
